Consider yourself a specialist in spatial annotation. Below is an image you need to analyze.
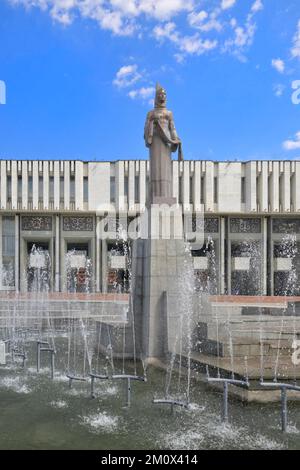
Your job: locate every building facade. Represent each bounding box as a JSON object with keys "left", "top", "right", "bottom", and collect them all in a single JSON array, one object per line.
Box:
[{"left": 0, "top": 159, "right": 300, "bottom": 296}]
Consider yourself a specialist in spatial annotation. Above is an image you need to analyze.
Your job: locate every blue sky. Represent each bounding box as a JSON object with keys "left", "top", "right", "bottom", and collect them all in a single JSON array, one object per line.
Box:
[{"left": 0, "top": 0, "right": 300, "bottom": 161}]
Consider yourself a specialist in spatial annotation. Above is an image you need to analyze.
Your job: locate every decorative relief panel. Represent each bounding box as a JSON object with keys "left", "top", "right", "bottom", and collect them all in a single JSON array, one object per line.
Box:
[
  {"left": 21, "top": 216, "right": 52, "bottom": 231},
  {"left": 273, "top": 219, "right": 300, "bottom": 234},
  {"left": 192, "top": 217, "right": 219, "bottom": 234},
  {"left": 63, "top": 216, "right": 93, "bottom": 232},
  {"left": 230, "top": 218, "right": 261, "bottom": 234},
  {"left": 204, "top": 218, "right": 219, "bottom": 234}
]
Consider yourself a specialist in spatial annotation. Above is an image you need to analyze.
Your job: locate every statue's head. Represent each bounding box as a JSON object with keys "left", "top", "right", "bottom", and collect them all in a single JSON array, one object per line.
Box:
[{"left": 155, "top": 83, "right": 167, "bottom": 108}]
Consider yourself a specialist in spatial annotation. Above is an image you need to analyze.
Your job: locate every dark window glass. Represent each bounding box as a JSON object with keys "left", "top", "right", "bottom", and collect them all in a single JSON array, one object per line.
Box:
[
  {"left": 28, "top": 176, "right": 33, "bottom": 202},
  {"left": 7, "top": 176, "right": 11, "bottom": 201},
  {"left": 83, "top": 177, "right": 88, "bottom": 203},
  {"left": 39, "top": 176, "right": 43, "bottom": 202},
  {"left": 70, "top": 176, "right": 75, "bottom": 202},
  {"left": 135, "top": 175, "right": 139, "bottom": 203},
  {"left": 241, "top": 177, "right": 246, "bottom": 204},
  {"left": 49, "top": 176, "right": 54, "bottom": 202},
  {"left": 60, "top": 176, "right": 64, "bottom": 202},
  {"left": 110, "top": 176, "right": 116, "bottom": 203}
]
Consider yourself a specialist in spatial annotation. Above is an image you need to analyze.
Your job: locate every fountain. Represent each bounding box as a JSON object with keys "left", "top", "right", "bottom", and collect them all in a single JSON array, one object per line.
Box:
[{"left": 1, "top": 86, "right": 300, "bottom": 449}]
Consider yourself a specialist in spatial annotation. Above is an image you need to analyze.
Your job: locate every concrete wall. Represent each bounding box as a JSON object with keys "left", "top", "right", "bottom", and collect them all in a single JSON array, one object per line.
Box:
[{"left": 0, "top": 159, "right": 299, "bottom": 214}]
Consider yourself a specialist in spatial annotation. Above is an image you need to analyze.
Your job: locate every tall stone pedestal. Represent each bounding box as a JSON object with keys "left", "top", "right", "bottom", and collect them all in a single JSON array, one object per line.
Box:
[{"left": 132, "top": 236, "right": 193, "bottom": 361}]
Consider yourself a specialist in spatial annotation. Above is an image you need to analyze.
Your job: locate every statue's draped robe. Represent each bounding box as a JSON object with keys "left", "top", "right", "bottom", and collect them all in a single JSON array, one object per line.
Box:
[{"left": 144, "top": 108, "right": 182, "bottom": 202}]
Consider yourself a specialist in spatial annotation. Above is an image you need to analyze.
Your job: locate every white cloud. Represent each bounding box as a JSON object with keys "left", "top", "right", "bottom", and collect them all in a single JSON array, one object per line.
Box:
[
  {"left": 188, "top": 10, "right": 222, "bottom": 32},
  {"left": 222, "top": 1, "right": 263, "bottom": 59},
  {"left": 113, "top": 64, "right": 154, "bottom": 103},
  {"left": 113, "top": 64, "right": 141, "bottom": 88},
  {"left": 153, "top": 22, "right": 218, "bottom": 56},
  {"left": 291, "top": 20, "right": 300, "bottom": 60},
  {"left": 8, "top": 0, "right": 194, "bottom": 34},
  {"left": 283, "top": 131, "right": 300, "bottom": 151},
  {"left": 251, "top": 0, "right": 263, "bottom": 13},
  {"left": 221, "top": 0, "right": 236, "bottom": 10},
  {"left": 7, "top": 0, "right": 263, "bottom": 59},
  {"left": 271, "top": 58, "right": 285, "bottom": 74},
  {"left": 273, "top": 84, "right": 285, "bottom": 97},
  {"left": 128, "top": 86, "right": 155, "bottom": 101}
]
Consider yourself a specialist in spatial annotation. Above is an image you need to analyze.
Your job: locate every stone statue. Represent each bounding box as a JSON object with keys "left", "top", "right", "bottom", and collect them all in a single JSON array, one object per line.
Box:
[{"left": 144, "top": 83, "right": 183, "bottom": 203}]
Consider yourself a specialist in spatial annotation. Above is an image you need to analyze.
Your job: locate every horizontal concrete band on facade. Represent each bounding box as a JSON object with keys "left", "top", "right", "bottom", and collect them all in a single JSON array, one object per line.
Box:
[{"left": 0, "top": 159, "right": 300, "bottom": 214}]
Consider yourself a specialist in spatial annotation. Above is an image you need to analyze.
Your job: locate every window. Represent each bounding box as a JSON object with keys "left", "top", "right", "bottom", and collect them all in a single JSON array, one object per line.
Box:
[
  {"left": 49, "top": 176, "right": 54, "bottom": 202},
  {"left": 39, "top": 176, "right": 43, "bottom": 202},
  {"left": 7, "top": 176, "right": 11, "bottom": 201},
  {"left": 135, "top": 175, "right": 139, "bottom": 204},
  {"left": 178, "top": 176, "right": 182, "bottom": 203},
  {"left": 256, "top": 175, "right": 260, "bottom": 208},
  {"left": 60, "top": 176, "right": 64, "bottom": 203},
  {"left": 190, "top": 176, "right": 193, "bottom": 204},
  {"left": 146, "top": 175, "right": 150, "bottom": 202},
  {"left": 110, "top": 176, "right": 116, "bottom": 203},
  {"left": 83, "top": 176, "right": 88, "bottom": 203},
  {"left": 241, "top": 177, "right": 246, "bottom": 204},
  {"left": 70, "top": 175, "right": 75, "bottom": 202},
  {"left": 214, "top": 177, "right": 218, "bottom": 204},
  {"left": 28, "top": 176, "right": 33, "bottom": 202},
  {"left": 124, "top": 175, "right": 129, "bottom": 200},
  {"left": 201, "top": 176, "right": 205, "bottom": 204},
  {"left": 18, "top": 176, "right": 22, "bottom": 201}
]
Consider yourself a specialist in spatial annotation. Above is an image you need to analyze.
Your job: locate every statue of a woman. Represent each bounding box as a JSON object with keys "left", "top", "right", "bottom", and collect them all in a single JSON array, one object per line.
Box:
[{"left": 144, "top": 84, "right": 183, "bottom": 203}]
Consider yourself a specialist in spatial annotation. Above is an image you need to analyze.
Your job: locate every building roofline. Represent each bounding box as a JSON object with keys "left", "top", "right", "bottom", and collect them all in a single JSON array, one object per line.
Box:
[{"left": 0, "top": 158, "right": 300, "bottom": 164}]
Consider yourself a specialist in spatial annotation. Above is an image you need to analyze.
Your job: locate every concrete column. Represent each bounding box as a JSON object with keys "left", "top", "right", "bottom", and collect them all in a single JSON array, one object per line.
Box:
[
  {"left": 15, "top": 215, "right": 20, "bottom": 292},
  {"left": 245, "top": 162, "right": 257, "bottom": 212},
  {"left": 32, "top": 161, "right": 39, "bottom": 210},
  {"left": 43, "top": 161, "right": 49, "bottom": 210},
  {"left": 60, "top": 234, "right": 66, "bottom": 292},
  {"left": 269, "top": 227, "right": 274, "bottom": 296},
  {"left": 116, "top": 161, "right": 125, "bottom": 212},
  {"left": 1, "top": 161, "right": 7, "bottom": 210},
  {"left": 139, "top": 160, "right": 146, "bottom": 211},
  {"left": 205, "top": 161, "right": 214, "bottom": 212},
  {"left": 0, "top": 216, "right": 2, "bottom": 288},
  {"left": 64, "top": 161, "right": 70, "bottom": 210},
  {"left": 95, "top": 216, "right": 101, "bottom": 292},
  {"left": 54, "top": 161, "right": 60, "bottom": 210},
  {"left": 11, "top": 161, "right": 17, "bottom": 210},
  {"left": 220, "top": 216, "right": 225, "bottom": 294},
  {"left": 22, "top": 161, "right": 28, "bottom": 210},
  {"left": 183, "top": 161, "right": 190, "bottom": 212},
  {"left": 260, "top": 162, "right": 269, "bottom": 212},
  {"left": 128, "top": 161, "right": 135, "bottom": 212},
  {"left": 75, "top": 161, "right": 84, "bottom": 211},
  {"left": 172, "top": 161, "right": 179, "bottom": 202},
  {"left": 101, "top": 240, "right": 107, "bottom": 293},
  {"left": 227, "top": 221, "right": 232, "bottom": 295},
  {"left": 294, "top": 162, "right": 300, "bottom": 212},
  {"left": 55, "top": 215, "right": 60, "bottom": 292},
  {"left": 282, "top": 162, "right": 291, "bottom": 212},
  {"left": 270, "top": 161, "right": 279, "bottom": 213},
  {"left": 262, "top": 217, "right": 268, "bottom": 295},
  {"left": 194, "top": 161, "right": 201, "bottom": 212}
]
